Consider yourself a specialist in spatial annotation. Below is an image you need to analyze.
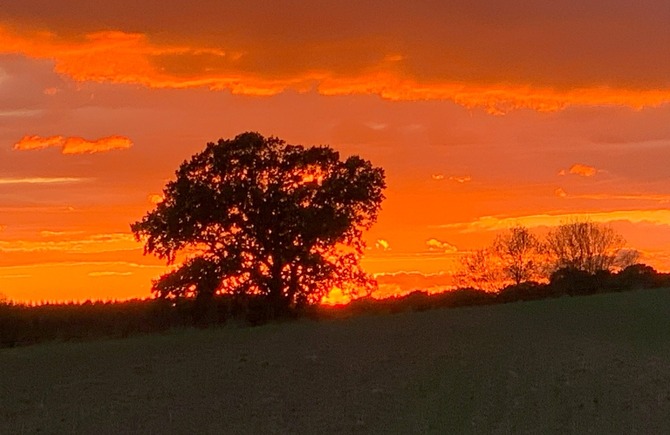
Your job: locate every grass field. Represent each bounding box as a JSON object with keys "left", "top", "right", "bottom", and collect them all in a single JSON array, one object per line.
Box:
[{"left": 3, "top": 288, "right": 670, "bottom": 433}]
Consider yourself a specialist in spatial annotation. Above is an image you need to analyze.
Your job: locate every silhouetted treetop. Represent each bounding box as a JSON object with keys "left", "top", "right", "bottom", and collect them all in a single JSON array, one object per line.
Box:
[{"left": 131, "top": 132, "right": 385, "bottom": 314}]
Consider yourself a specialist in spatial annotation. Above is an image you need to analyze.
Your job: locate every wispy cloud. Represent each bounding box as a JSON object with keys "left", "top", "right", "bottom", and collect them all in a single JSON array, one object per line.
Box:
[
  {"left": 431, "top": 174, "right": 471, "bottom": 183},
  {"left": 0, "top": 109, "right": 42, "bottom": 117},
  {"left": 426, "top": 238, "right": 458, "bottom": 253},
  {"left": 559, "top": 163, "right": 599, "bottom": 177},
  {"left": 449, "top": 175, "right": 472, "bottom": 184},
  {"left": 0, "top": 177, "right": 84, "bottom": 185},
  {"left": 40, "top": 230, "right": 86, "bottom": 237},
  {"left": 555, "top": 189, "right": 670, "bottom": 203},
  {"left": 438, "top": 210, "right": 670, "bottom": 233},
  {"left": 88, "top": 271, "right": 133, "bottom": 277},
  {"left": 0, "top": 233, "right": 138, "bottom": 253},
  {"left": 13, "top": 135, "right": 133, "bottom": 154}
]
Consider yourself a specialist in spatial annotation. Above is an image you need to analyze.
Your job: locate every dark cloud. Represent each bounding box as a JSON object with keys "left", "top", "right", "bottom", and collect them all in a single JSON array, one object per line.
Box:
[{"left": 0, "top": 1, "right": 668, "bottom": 105}]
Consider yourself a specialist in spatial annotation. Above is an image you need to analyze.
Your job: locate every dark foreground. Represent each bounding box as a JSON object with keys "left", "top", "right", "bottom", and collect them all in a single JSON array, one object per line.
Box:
[{"left": 3, "top": 288, "right": 670, "bottom": 433}]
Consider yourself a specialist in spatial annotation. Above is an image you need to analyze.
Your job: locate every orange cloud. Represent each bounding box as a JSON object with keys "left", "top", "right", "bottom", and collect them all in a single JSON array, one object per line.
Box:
[
  {"left": 439, "top": 210, "right": 670, "bottom": 233},
  {"left": 426, "top": 238, "right": 458, "bottom": 253},
  {"left": 1, "top": 24, "right": 669, "bottom": 113},
  {"left": 560, "top": 163, "right": 598, "bottom": 177},
  {"left": 0, "top": 177, "right": 83, "bottom": 185},
  {"left": 0, "top": 233, "right": 137, "bottom": 254},
  {"left": 553, "top": 190, "right": 670, "bottom": 203},
  {"left": 449, "top": 175, "right": 472, "bottom": 184},
  {"left": 13, "top": 135, "right": 132, "bottom": 154}
]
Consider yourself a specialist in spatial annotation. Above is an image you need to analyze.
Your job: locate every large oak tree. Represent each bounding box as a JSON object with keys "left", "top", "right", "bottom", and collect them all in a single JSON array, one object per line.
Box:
[{"left": 131, "top": 132, "right": 385, "bottom": 314}]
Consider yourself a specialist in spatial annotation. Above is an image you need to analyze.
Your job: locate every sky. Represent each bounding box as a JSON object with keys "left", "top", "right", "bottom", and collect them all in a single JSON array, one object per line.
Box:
[{"left": 1, "top": 1, "right": 669, "bottom": 302}]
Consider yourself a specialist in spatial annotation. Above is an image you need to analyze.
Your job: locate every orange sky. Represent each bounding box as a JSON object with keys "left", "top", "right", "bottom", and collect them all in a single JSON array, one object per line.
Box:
[{"left": 1, "top": 1, "right": 670, "bottom": 302}]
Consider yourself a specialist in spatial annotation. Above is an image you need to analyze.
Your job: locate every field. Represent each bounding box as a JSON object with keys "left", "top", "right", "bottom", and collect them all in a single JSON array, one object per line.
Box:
[{"left": 3, "top": 288, "right": 670, "bottom": 433}]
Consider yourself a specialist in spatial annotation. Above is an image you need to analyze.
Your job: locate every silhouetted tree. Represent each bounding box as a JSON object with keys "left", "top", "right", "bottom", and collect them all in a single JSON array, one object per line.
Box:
[
  {"left": 493, "top": 225, "right": 544, "bottom": 285},
  {"left": 615, "top": 263, "right": 657, "bottom": 290},
  {"left": 455, "top": 249, "right": 504, "bottom": 292},
  {"left": 131, "top": 132, "right": 385, "bottom": 317},
  {"left": 545, "top": 220, "right": 627, "bottom": 274},
  {"left": 549, "top": 267, "right": 598, "bottom": 295}
]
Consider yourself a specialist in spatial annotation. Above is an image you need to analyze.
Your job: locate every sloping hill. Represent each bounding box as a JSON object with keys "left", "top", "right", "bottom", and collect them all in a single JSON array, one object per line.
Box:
[{"left": 3, "top": 288, "right": 670, "bottom": 433}]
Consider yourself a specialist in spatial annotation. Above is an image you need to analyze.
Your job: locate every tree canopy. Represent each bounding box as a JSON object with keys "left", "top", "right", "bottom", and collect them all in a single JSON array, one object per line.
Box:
[
  {"left": 545, "top": 220, "right": 630, "bottom": 274},
  {"left": 131, "top": 132, "right": 385, "bottom": 314}
]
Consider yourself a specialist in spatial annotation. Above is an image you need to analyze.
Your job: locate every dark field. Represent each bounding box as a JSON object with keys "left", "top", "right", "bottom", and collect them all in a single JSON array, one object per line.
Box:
[{"left": 3, "top": 288, "right": 670, "bottom": 433}]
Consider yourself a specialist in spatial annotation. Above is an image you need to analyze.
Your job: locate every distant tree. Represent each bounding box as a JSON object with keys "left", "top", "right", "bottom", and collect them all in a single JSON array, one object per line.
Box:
[
  {"left": 131, "top": 132, "right": 385, "bottom": 317},
  {"left": 615, "top": 263, "right": 658, "bottom": 290},
  {"left": 455, "top": 249, "right": 504, "bottom": 292},
  {"left": 615, "top": 248, "right": 641, "bottom": 270},
  {"left": 549, "top": 267, "right": 599, "bottom": 295},
  {"left": 545, "top": 220, "right": 627, "bottom": 274},
  {"left": 493, "top": 225, "right": 544, "bottom": 285}
]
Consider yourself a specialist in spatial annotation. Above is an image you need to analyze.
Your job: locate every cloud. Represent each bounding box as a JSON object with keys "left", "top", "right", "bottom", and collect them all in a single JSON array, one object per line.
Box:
[
  {"left": 0, "top": 177, "right": 83, "bottom": 185},
  {"left": 0, "top": 233, "right": 137, "bottom": 253},
  {"left": 553, "top": 189, "right": 670, "bottom": 203},
  {"left": 426, "top": 238, "right": 458, "bottom": 253},
  {"left": 39, "top": 230, "right": 86, "bottom": 237},
  {"left": 432, "top": 174, "right": 472, "bottom": 183},
  {"left": 88, "top": 271, "right": 133, "bottom": 277},
  {"left": 438, "top": 209, "right": 670, "bottom": 233},
  {"left": 1, "top": 3, "right": 669, "bottom": 113},
  {"left": 449, "top": 175, "right": 472, "bottom": 184},
  {"left": 13, "top": 135, "right": 133, "bottom": 154},
  {"left": 375, "top": 239, "right": 390, "bottom": 251},
  {"left": 559, "top": 163, "right": 598, "bottom": 177},
  {"left": 0, "top": 109, "right": 42, "bottom": 117}
]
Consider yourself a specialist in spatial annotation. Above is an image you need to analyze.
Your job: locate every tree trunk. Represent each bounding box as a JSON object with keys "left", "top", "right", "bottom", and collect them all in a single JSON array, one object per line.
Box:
[{"left": 267, "top": 259, "right": 290, "bottom": 319}]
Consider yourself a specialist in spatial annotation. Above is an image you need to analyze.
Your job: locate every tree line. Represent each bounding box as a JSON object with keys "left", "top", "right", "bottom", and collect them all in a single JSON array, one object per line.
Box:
[{"left": 454, "top": 220, "right": 661, "bottom": 296}]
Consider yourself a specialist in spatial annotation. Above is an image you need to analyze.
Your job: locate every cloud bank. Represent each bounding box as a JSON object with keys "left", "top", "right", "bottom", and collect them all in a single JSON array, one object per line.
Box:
[{"left": 1, "top": 0, "right": 669, "bottom": 112}]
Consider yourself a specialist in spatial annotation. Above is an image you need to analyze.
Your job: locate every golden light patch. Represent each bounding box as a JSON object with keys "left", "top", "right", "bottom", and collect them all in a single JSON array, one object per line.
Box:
[
  {"left": 148, "top": 194, "right": 164, "bottom": 204},
  {"left": 375, "top": 239, "right": 390, "bottom": 251}
]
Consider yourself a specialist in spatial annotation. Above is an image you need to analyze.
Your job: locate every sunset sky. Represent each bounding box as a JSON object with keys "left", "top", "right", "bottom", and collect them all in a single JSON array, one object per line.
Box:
[{"left": 1, "top": 1, "right": 669, "bottom": 302}]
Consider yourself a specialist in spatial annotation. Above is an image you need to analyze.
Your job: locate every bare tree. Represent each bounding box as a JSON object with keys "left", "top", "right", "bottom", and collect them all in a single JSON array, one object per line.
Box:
[
  {"left": 545, "top": 220, "right": 626, "bottom": 274},
  {"left": 455, "top": 249, "right": 504, "bottom": 292},
  {"left": 493, "top": 225, "right": 544, "bottom": 285}
]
